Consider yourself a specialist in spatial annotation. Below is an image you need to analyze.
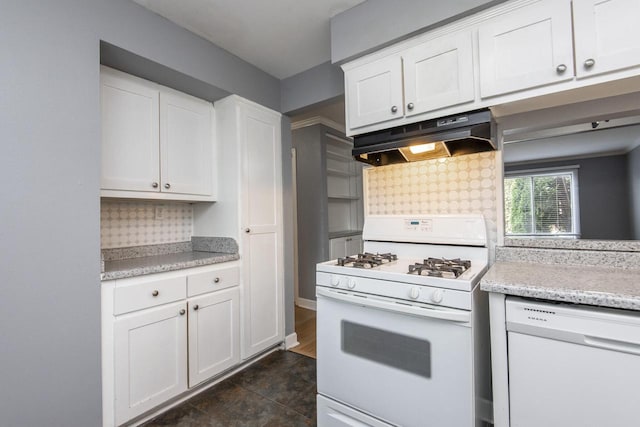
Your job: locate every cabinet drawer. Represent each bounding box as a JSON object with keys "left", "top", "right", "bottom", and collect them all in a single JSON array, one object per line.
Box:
[
  {"left": 114, "top": 276, "right": 186, "bottom": 315},
  {"left": 187, "top": 265, "right": 240, "bottom": 297}
]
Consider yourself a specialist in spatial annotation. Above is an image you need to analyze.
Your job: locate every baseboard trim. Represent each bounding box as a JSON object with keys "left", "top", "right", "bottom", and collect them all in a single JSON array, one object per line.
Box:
[
  {"left": 285, "top": 332, "right": 299, "bottom": 350},
  {"left": 296, "top": 298, "right": 317, "bottom": 311}
]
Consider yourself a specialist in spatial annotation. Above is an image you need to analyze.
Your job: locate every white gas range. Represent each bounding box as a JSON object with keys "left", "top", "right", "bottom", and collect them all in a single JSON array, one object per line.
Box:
[{"left": 316, "top": 215, "right": 493, "bottom": 427}]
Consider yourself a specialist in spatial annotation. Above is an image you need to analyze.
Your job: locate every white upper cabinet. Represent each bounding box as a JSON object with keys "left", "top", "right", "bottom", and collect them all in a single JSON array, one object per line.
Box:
[
  {"left": 345, "top": 30, "right": 476, "bottom": 132},
  {"left": 100, "top": 66, "right": 216, "bottom": 202},
  {"left": 404, "top": 31, "right": 475, "bottom": 116},
  {"left": 160, "top": 88, "right": 214, "bottom": 196},
  {"left": 478, "top": 0, "right": 574, "bottom": 98},
  {"left": 343, "top": 0, "right": 640, "bottom": 137},
  {"left": 101, "top": 68, "right": 160, "bottom": 193},
  {"left": 573, "top": 0, "right": 640, "bottom": 79},
  {"left": 345, "top": 55, "right": 404, "bottom": 130}
]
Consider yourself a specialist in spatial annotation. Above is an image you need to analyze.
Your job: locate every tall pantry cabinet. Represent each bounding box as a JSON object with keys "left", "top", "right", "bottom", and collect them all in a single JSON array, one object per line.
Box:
[{"left": 194, "top": 95, "right": 284, "bottom": 360}]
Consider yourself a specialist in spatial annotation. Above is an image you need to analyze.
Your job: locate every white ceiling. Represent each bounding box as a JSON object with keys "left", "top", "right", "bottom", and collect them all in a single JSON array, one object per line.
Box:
[{"left": 133, "top": 0, "right": 365, "bottom": 79}]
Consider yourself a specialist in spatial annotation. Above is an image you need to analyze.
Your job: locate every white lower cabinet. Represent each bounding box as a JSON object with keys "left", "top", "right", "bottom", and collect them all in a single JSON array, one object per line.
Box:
[
  {"left": 103, "top": 262, "right": 241, "bottom": 426},
  {"left": 114, "top": 301, "right": 188, "bottom": 426},
  {"left": 187, "top": 287, "right": 240, "bottom": 387},
  {"left": 329, "top": 235, "right": 363, "bottom": 260}
]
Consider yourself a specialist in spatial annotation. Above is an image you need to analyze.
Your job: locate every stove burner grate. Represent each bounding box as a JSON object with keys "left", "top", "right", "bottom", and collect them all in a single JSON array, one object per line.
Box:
[
  {"left": 408, "top": 257, "right": 471, "bottom": 278},
  {"left": 337, "top": 252, "right": 398, "bottom": 268}
]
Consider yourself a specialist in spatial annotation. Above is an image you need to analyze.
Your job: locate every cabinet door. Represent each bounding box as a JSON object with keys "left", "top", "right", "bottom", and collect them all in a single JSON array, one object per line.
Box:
[
  {"left": 403, "top": 31, "right": 475, "bottom": 116},
  {"left": 114, "top": 302, "right": 187, "bottom": 425},
  {"left": 160, "top": 88, "right": 214, "bottom": 196},
  {"left": 100, "top": 66, "right": 160, "bottom": 192},
  {"left": 573, "top": 0, "right": 640, "bottom": 79},
  {"left": 329, "top": 237, "right": 347, "bottom": 260},
  {"left": 240, "top": 103, "right": 284, "bottom": 359},
  {"left": 345, "top": 55, "right": 404, "bottom": 130},
  {"left": 346, "top": 235, "right": 363, "bottom": 256},
  {"left": 188, "top": 288, "right": 240, "bottom": 387},
  {"left": 478, "top": 0, "right": 574, "bottom": 98}
]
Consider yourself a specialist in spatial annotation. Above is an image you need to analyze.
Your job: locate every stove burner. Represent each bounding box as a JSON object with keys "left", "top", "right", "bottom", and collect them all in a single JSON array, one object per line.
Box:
[
  {"left": 337, "top": 252, "right": 398, "bottom": 268},
  {"left": 408, "top": 257, "right": 471, "bottom": 279}
]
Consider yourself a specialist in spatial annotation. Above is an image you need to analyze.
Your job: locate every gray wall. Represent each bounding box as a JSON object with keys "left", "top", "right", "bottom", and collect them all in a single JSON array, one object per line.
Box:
[
  {"left": 1, "top": 1, "right": 280, "bottom": 425},
  {"left": 330, "top": 0, "right": 506, "bottom": 63},
  {"left": 292, "top": 125, "right": 330, "bottom": 301},
  {"left": 506, "top": 155, "right": 632, "bottom": 240},
  {"left": 629, "top": 145, "right": 640, "bottom": 239},
  {"left": 281, "top": 117, "right": 295, "bottom": 335},
  {"left": 281, "top": 61, "right": 344, "bottom": 114}
]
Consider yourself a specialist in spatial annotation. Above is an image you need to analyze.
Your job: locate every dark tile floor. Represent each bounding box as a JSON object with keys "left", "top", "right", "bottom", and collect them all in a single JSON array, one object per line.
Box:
[{"left": 142, "top": 350, "right": 317, "bottom": 427}]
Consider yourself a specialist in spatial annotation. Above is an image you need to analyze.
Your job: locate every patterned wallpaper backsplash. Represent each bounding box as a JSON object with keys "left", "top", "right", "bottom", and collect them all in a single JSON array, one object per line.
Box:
[
  {"left": 100, "top": 200, "right": 193, "bottom": 249},
  {"left": 364, "top": 151, "right": 498, "bottom": 248}
]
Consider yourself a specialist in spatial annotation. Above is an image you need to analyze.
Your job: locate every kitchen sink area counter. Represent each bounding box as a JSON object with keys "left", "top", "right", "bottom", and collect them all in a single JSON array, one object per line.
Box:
[
  {"left": 482, "top": 244, "right": 640, "bottom": 310},
  {"left": 481, "top": 260, "right": 640, "bottom": 311},
  {"left": 482, "top": 244, "right": 640, "bottom": 427},
  {"left": 101, "top": 237, "right": 239, "bottom": 280}
]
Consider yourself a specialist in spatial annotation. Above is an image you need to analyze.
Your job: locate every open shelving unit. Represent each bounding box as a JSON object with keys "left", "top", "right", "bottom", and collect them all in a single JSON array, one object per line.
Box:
[{"left": 291, "top": 121, "right": 364, "bottom": 304}]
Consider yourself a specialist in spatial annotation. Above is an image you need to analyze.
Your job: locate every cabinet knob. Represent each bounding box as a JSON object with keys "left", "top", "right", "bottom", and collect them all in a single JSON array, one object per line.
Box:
[
  {"left": 556, "top": 64, "right": 567, "bottom": 73},
  {"left": 152, "top": 290, "right": 159, "bottom": 297},
  {"left": 391, "top": 105, "right": 398, "bottom": 113},
  {"left": 584, "top": 58, "right": 596, "bottom": 68},
  {"left": 193, "top": 304, "right": 199, "bottom": 311},
  {"left": 407, "top": 102, "right": 414, "bottom": 110},
  {"left": 164, "top": 183, "right": 171, "bottom": 189},
  {"left": 214, "top": 277, "right": 220, "bottom": 283},
  {"left": 245, "top": 228, "right": 251, "bottom": 233},
  {"left": 151, "top": 182, "right": 159, "bottom": 188},
  {"left": 179, "top": 309, "right": 186, "bottom": 315}
]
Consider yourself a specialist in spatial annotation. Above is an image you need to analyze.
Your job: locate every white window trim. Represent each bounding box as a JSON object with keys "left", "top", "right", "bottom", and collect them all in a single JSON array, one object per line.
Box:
[{"left": 504, "top": 166, "right": 581, "bottom": 237}]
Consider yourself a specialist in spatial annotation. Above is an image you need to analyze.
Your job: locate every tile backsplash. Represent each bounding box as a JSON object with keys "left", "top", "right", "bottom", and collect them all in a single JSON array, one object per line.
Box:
[
  {"left": 364, "top": 151, "right": 498, "bottom": 246},
  {"left": 100, "top": 200, "right": 193, "bottom": 249}
]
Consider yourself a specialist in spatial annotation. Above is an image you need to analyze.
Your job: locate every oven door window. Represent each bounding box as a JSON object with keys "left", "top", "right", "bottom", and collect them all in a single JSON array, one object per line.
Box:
[{"left": 342, "top": 321, "right": 431, "bottom": 378}]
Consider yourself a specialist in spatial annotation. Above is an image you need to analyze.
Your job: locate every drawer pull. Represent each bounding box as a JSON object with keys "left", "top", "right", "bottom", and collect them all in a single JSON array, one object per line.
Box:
[
  {"left": 214, "top": 277, "right": 220, "bottom": 283},
  {"left": 193, "top": 304, "right": 199, "bottom": 311},
  {"left": 179, "top": 309, "right": 185, "bottom": 315},
  {"left": 152, "top": 290, "right": 159, "bottom": 297}
]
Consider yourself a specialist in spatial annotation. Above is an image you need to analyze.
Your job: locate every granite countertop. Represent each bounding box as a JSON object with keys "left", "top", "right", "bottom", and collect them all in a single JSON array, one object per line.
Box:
[
  {"left": 101, "top": 237, "right": 239, "bottom": 280},
  {"left": 481, "top": 261, "right": 640, "bottom": 311}
]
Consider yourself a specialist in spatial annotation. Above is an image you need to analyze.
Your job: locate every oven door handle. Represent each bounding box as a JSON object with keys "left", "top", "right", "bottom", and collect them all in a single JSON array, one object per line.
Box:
[{"left": 317, "top": 287, "right": 470, "bottom": 323}]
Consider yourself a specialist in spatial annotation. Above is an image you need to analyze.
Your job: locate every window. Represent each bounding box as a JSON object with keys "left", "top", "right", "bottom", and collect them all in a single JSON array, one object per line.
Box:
[{"left": 504, "top": 167, "right": 580, "bottom": 237}]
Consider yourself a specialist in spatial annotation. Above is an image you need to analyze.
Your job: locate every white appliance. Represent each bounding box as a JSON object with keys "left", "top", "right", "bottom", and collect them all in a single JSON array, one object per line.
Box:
[
  {"left": 506, "top": 297, "right": 640, "bottom": 427},
  {"left": 316, "top": 215, "right": 492, "bottom": 427}
]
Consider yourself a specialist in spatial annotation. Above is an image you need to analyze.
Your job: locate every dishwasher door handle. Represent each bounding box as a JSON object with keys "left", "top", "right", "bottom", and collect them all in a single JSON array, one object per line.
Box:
[
  {"left": 584, "top": 335, "right": 640, "bottom": 356},
  {"left": 317, "top": 287, "right": 470, "bottom": 323}
]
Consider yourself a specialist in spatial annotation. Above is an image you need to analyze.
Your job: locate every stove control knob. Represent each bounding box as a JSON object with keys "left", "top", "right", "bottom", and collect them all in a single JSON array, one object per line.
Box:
[
  {"left": 431, "top": 289, "right": 444, "bottom": 304},
  {"left": 409, "top": 287, "right": 420, "bottom": 299},
  {"left": 347, "top": 279, "right": 356, "bottom": 289},
  {"left": 330, "top": 276, "right": 341, "bottom": 287}
]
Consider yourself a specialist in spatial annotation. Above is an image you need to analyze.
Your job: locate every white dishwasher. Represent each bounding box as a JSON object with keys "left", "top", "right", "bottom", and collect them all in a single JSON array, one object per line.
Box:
[{"left": 506, "top": 297, "right": 640, "bottom": 427}]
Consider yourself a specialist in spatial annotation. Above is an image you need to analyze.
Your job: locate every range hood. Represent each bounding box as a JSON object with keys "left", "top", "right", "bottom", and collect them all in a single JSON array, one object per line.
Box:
[{"left": 352, "top": 109, "right": 494, "bottom": 166}]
